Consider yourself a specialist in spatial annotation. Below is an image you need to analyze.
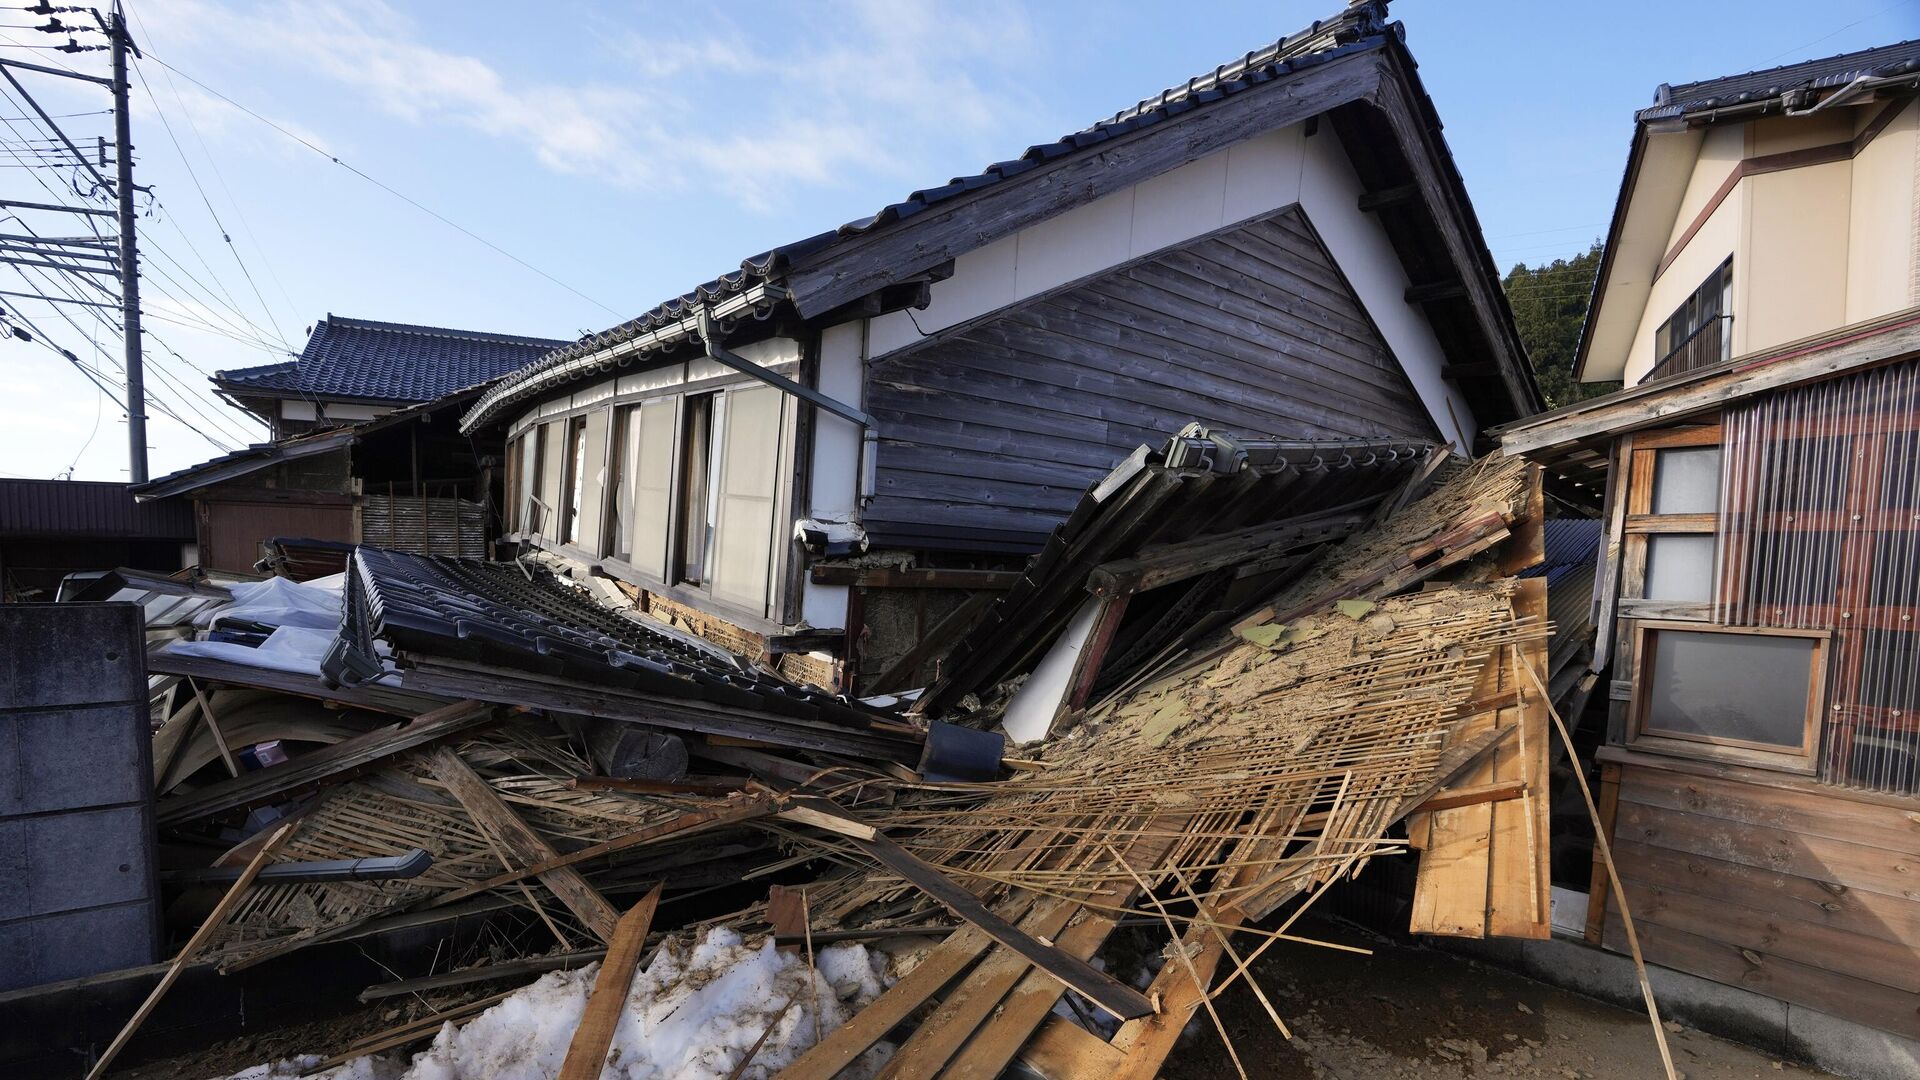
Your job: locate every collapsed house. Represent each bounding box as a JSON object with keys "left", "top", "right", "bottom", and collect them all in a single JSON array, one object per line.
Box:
[
  {"left": 1496, "top": 38, "right": 1920, "bottom": 1054},
  {"left": 463, "top": 0, "right": 1540, "bottom": 696}
]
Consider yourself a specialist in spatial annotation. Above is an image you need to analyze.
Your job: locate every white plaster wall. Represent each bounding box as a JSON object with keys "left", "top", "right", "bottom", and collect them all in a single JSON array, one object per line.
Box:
[
  {"left": 1847, "top": 99, "right": 1919, "bottom": 322},
  {"left": 281, "top": 400, "right": 389, "bottom": 422},
  {"left": 1296, "top": 130, "right": 1479, "bottom": 451},
  {"left": 857, "top": 121, "right": 1477, "bottom": 449},
  {"left": 801, "top": 319, "right": 863, "bottom": 630}
]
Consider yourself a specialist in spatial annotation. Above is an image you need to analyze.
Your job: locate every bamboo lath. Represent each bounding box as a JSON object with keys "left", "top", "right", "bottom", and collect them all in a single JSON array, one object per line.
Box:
[{"left": 208, "top": 722, "right": 693, "bottom": 965}]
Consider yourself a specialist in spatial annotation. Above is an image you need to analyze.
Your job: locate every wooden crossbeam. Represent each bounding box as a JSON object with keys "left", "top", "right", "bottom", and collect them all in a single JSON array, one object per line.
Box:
[{"left": 428, "top": 747, "right": 621, "bottom": 943}]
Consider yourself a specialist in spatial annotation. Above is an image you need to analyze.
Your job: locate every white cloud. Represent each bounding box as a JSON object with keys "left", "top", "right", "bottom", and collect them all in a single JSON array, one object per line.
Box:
[{"left": 129, "top": 0, "right": 1041, "bottom": 211}]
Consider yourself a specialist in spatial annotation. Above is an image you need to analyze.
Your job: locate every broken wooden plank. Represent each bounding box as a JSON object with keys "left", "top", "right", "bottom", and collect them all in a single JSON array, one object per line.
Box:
[
  {"left": 557, "top": 884, "right": 662, "bottom": 1080},
  {"left": 808, "top": 565, "right": 1023, "bottom": 589},
  {"left": 425, "top": 794, "right": 774, "bottom": 910},
  {"left": 783, "top": 797, "right": 1154, "bottom": 1021},
  {"left": 84, "top": 822, "right": 297, "bottom": 1080},
  {"left": 1018, "top": 1017, "right": 1125, "bottom": 1080},
  {"left": 1086, "top": 510, "right": 1367, "bottom": 596},
  {"left": 427, "top": 746, "right": 621, "bottom": 943},
  {"left": 771, "top": 925, "right": 1000, "bottom": 1080},
  {"left": 157, "top": 699, "right": 496, "bottom": 825},
  {"left": 1410, "top": 778, "right": 1526, "bottom": 813}
]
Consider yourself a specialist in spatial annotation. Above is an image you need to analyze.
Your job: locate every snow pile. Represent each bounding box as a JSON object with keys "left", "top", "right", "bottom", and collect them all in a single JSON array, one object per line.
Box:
[{"left": 225, "top": 928, "right": 894, "bottom": 1080}]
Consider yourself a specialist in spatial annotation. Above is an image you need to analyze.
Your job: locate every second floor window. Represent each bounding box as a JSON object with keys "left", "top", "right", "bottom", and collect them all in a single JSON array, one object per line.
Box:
[{"left": 1653, "top": 258, "right": 1733, "bottom": 378}]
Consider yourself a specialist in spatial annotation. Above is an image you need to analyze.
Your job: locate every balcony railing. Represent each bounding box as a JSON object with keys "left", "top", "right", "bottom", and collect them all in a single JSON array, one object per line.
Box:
[{"left": 1648, "top": 314, "right": 1733, "bottom": 382}]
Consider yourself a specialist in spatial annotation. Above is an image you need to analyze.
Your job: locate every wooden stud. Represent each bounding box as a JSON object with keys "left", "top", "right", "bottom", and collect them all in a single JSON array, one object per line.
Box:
[{"left": 556, "top": 885, "right": 662, "bottom": 1080}]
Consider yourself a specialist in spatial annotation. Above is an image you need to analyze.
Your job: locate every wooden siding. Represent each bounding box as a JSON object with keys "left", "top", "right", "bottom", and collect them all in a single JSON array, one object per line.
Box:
[
  {"left": 864, "top": 207, "right": 1437, "bottom": 548},
  {"left": 1602, "top": 758, "right": 1920, "bottom": 1039}
]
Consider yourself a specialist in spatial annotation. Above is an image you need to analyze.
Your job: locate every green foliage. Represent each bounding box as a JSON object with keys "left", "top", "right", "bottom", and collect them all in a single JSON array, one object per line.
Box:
[{"left": 1502, "top": 242, "right": 1618, "bottom": 410}]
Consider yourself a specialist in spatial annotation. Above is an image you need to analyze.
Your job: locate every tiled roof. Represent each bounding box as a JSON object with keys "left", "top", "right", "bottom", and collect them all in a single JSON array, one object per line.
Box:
[
  {"left": 1641, "top": 38, "right": 1920, "bottom": 120},
  {"left": 464, "top": 1, "right": 1393, "bottom": 430},
  {"left": 216, "top": 315, "right": 566, "bottom": 404},
  {"left": 335, "top": 547, "right": 886, "bottom": 730}
]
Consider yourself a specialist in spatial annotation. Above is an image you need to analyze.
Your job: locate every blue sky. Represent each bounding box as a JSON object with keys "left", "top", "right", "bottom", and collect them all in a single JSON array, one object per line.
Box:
[{"left": 2, "top": 0, "right": 1915, "bottom": 482}]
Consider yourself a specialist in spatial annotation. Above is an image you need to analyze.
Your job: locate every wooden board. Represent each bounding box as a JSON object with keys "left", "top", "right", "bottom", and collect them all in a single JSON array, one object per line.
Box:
[
  {"left": 1489, "top": 576, "right": 1551, "bottom": 938},
  {"left": 427, "top": 747, "right": 621, "bottom": 943},
  {"left": 1604, "top": 914, "right": 1920, "bottom": 1041},
  {"left": 556, "top": 885, "right": 662, "bottom": 1080}
]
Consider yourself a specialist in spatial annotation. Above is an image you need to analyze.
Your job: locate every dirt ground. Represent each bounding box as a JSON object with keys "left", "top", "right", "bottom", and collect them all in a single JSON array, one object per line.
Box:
[{"left": 1157, "top": 918, "right": 1830, "bottom": 1080}]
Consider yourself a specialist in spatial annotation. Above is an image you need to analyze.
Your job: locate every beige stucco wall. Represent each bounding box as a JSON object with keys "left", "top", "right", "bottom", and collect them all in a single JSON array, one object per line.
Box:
[
  {"left": 1743, "top": 159, "right": 1853, "bottom": 354},
  {"left": 1622, "top": 180, "right": 1744, "bottom": 386},
  {"left": 1848, "top": 98, "right": 1919, "bottom": 322},
  {"left": 1621, "top": 100, "right": 1920, "bottom": 386}
]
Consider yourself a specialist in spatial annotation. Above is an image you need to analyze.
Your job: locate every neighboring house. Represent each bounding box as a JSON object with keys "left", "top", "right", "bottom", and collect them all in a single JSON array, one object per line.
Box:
[
  {"left": 1498, "top": 41, "right": 1920, "bottom": 1053},
  {"left": 138, "top": 315, "right": 565, "bottom": 576},
  {"left": 462, "top": 0, "right": 1541, "bottom": 691},
  {"left": 214, "top": 315, "right": 565, "bottom": 439},
  {"left": 133, "top": 387, "right": 509, "bottom": 576},
  {"left": 0, "top": 479, "right": 194, "bottom": 600}
]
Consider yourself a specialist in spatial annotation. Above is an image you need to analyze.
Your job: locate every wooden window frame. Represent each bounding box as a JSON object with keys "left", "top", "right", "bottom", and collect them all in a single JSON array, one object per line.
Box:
[
  {"left": 1627, "top": 620, "right": 1829, "bottom": 774},
  {"left": 1616, "top": 421, "right": 1723, "bottom": 622}
]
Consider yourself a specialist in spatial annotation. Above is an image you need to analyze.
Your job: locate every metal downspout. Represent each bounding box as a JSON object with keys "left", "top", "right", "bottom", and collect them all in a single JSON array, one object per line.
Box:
[{"left": 692, "top": 309, "right": 879, "bottom": 505}]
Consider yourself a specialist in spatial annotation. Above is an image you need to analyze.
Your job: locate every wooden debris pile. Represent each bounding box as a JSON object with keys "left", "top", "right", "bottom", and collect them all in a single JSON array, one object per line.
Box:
[{"left": 99, "top": 453, "right": 1556, "bottom": 1080}]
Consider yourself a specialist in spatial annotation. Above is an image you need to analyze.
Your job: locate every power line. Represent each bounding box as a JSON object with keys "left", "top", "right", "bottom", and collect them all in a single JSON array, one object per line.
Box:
[
  {"left": 127, "top": 50, "right": 288, "bottom": 345},
  {"left": 139, "top": 50, "right": 623, "bottom": 317}
]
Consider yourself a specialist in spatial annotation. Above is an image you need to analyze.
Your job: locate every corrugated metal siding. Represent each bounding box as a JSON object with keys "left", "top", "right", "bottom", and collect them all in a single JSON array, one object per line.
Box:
[
  {"left": 0, "top": 480, "right": 193, "bottom": 540},
  {"left": 361, "top": 495, "right": 487, "bottom": 559}
]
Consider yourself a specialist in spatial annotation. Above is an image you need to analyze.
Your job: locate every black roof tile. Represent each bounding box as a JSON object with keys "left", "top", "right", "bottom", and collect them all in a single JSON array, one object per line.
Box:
[
  {"left": 467, "top": 2, "right": 1390, "bottom": 427},
  {"left": 216, "top": 315, "right": 566, "bottom": 404},
  {"left": 1641, "top": 38, "right": 1920, "bottom": 120},
  {"left": 334, "top": 547, "right": 881, "bottom": 730}
]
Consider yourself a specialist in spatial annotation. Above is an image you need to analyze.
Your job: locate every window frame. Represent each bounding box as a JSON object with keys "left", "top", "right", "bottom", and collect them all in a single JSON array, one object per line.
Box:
[
  {"left": 558, "top": 414, "right": 589, "bottom": 547},
  {"left": 1628, "top": 620, "right": 1829, "bottom": 773},
  {"left": 1651, "top": 256, "right": 1733, "bottom": 379}
]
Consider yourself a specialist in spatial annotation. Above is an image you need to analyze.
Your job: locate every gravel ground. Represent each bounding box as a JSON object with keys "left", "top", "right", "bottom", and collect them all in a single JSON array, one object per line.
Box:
[{"left": 1154, "top": 918, "right": 1833, "bottom": 1080}]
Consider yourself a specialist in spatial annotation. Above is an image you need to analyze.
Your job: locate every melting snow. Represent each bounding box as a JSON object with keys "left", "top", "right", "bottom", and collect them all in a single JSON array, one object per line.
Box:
[{"left": 217, "top": 928, "right": 893, "bottom": 1080}]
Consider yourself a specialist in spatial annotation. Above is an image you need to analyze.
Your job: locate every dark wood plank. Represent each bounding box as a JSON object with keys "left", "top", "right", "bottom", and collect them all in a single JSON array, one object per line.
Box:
[
  {"left": 155, "top": 700, "right": 495, "bottom": 825},
  {"left": 783, "top": 797, "right": 1154, "bottom": 1021},
  {"left": 1604, "top": 915, "right": 1920, "bottom": 1041},
  {"left": 1617, "top": 766, "right": 1920, "bottom": 856},
  {"left": 1613, "top": 800, "right": 1920, "bottom": 903},
  {"left": 427, "top": 747, "right": 622, "bottom": 943},
  {"left": 1612, "top": 837, "right": 1920, "bottom": 950}
]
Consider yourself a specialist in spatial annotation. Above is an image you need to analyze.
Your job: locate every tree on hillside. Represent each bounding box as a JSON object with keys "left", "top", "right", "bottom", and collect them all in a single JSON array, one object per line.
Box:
[{"left": 1503, "top": 242, "right": 1618, "bottom": 410}]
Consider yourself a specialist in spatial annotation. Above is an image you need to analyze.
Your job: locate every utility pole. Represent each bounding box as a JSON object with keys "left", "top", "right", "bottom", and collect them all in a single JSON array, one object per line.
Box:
[{"left": 109, "top": 1, "right": 145, "bottom": 483}]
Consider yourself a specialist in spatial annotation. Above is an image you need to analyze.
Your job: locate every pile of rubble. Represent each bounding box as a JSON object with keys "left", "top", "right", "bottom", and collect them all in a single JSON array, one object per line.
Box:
[{"left": 85, "top": 436, "right": 1562, "bottom": 1080}]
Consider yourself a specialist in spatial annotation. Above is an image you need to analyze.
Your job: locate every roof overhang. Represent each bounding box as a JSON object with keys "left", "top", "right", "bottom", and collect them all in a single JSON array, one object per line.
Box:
[
  {"left": 459, "top": 281, "right": 789, "bottom": 434},
  {"left": 463, "top": 34, "right": 1541, "bottom": 433},
  {"left": 131, "top": 428, "right": 358, "bottom": 501},
  {"left": 1503, "top": 307, "right": 1920, "bottom": 473},
  {"left": 1573, "top": 124, "right": 1704, "bottom": 383}
]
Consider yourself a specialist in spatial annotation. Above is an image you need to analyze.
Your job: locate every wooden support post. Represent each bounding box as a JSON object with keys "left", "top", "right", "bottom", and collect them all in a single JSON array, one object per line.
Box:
[
  {"left": 428, "top": 746, "right": 622, "bottom": 943},
  {"left": 84, "top": 822, "right": 296, "bottom": 1080},
  {"left": 1585, "top": 760, "right": 1623, "bottom": 946},
  {"left": 781, "top": 797, "right": 1153, "bottom": 1022},
  {"left": 556, "top": 885, "right": 662, "bottom": 1080},
  {"left": 189, "top": 678, "right": 240, "bottom": 778}
]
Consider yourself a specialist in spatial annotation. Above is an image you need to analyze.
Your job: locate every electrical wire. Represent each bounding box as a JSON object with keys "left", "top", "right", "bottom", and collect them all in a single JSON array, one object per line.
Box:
[{"left": 138, "top": 49, "right": 622, "bottom": 317}]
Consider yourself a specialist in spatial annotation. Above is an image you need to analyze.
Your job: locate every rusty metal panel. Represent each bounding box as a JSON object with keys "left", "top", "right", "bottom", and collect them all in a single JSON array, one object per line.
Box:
[{"left": 204, "top": 501, "right": 355, "bottom": 574}]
